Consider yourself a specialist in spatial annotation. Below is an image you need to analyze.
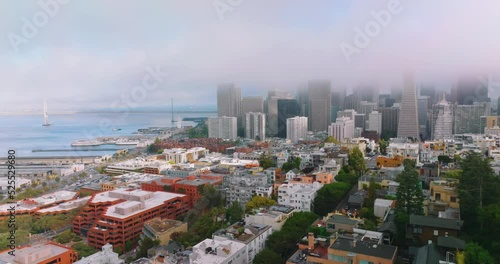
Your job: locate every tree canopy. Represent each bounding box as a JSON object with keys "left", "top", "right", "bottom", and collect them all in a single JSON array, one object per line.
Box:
[
  {"left": 313, "top": 182, "right": 351, "bottom": 216},
  {"left": 324, "top": 136, "right": 339, "bottom": 144},
  {"left": 281, "top": 157, "right": 302, "bottom": 172},
  {"left": 348, "top": 147, "right": 366, "bottom": 176},
  {"left": 259, "top": 153, "right": 276, "bottom": 170},
  {"left": 226, "top": 201, "right": 244, "bottom": 224},
  {"left": 465, "top": 242, "right": 495, "bottom": 264},
  {"left": 245, "top": 196, "right": 277, "bottom": 213},
  {"left": 253, "top": 248, "right": 284, "bottom": 264}
]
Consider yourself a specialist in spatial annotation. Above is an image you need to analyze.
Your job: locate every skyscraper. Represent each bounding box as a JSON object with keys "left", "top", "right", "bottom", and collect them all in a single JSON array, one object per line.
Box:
[
  {"left": 328, "top": 117, "right": 354, "bottom": 141},
  {"left": 397, "top": 73, "right": 419, "bottom": 139},
  {"left": 354, "top": 84, "right": 379, "bottom": 102},
  {"left": 287, "top": 116, "right": 308, "bottom": 143},
  {"left": 245, "top": 112, "right": 266, "bottom": 141},
  {"left": 308, "top": 80, "right": 331, "bottom": 132},
  {"left": 431, "top": 99, "right": 453, "bottom": 140},
  {"left": 379, "top": 107, "right": 399, "bottom": 139},
  {"left": 418, "top": 96, "right": 432, "bottom": 140},
  {"left": 277, "top": 99, "right": 299, "bottom": 138},
  {"left": 241, "top": 96, "right": 264, "bottom": 115},
  {"left": 217, "top": 83, "right": 241, "bottom": 117},
  {"left": 454, "top": 75, "right": 489, "bottom": 105},
  {"left": 267, "top": 91, "right": 293, "bottom": 136},
  {"left": 368, "top": 111, "right": 382, "bottom": 134},
  {"left": 208, "top": 116, "right": 238, "bottom": 140},
  {"left": 343, "top": 94, "right": 361, "bottom": 112},
  {"left": 453, "top": 102, "right": 490, "bottom": 134}
]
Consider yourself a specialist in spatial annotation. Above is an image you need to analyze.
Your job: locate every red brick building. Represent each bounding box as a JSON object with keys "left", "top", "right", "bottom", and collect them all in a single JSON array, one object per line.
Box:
[
  {"left": 72, "top": 189, "right": 189, "bottom": 250},
  {"left": 0, "top": 242, "right": 78, "bottom": 264}
]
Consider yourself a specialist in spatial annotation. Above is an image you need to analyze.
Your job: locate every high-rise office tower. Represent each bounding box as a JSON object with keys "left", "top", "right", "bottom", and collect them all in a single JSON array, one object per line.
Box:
[
  {"left": 420, "top": 83, "right": 436, "bottom": 103},
  {"left": 217, "top": 83, "right": 241, "bottom": 117},
  {"left": 418, "top": 96, "right": 432, "bottom": 140},
  {"left": 344, "top": 94, "right": 361, "bottom": 112},
  {"left": 308, "top": 80, "right": 332, "bottom": 132},
  {"left": 379, "top": 107, "right": 400, "bottom": 139},
  {"left": 337, "top": 109, "right": 357, "bottom": 120},
  {"left": 368, "top": 111, "right": 382, "bottom": 134},
  {"left": 359, "top": 101, "right": 378, "bottom": 117},
  {"left": 431, "top": 99, "right": 453, "bottom": 140},
  {"left": 286, "top": 116, "right": 308, "bottom": 143},
  {"left": 208, "top": 116, "right": 238, "bottom": 140},
  {"left": 397, "top": 72, "right": 419, "bottom": 139},
  {"left": 454, "top": 102, "right": 490, "bottom": 134},
  {"left": 454, "top": 75, "right": 489, "bottom": 105},
  {"left": 277, "top": 99, "right": 299, "bottom": 138},
  {"left": 267, "top": 91, "right": 293, "bottom": 136},
  {"left": 332, "top": 87, "right": 346, "bottom": 108},
  {"left": 241, "top": 96, "right": 264, "bottom": 114},
  {"left": 328, "top": 117, "right": 354, "bottom": 141},
  {"left": 245, "top": 112, "right": 266, "bottom": 141},
  {"left": 479, "top": 116, "right": 500, "bottom": 134},
  {"left": 354, "top": 114, "right": 366, "bottom": 131}
]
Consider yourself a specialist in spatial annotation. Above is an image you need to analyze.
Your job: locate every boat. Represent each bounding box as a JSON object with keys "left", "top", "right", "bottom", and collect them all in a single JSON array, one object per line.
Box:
[
  {"left": 112, "top": 128, "right": 122, "bottom": 131},
  {"left": 42, "top": 100, "right": 51, "bottom": 126},
  {"left": 71, "top": 140, "right": 102, "bottom": 147}
]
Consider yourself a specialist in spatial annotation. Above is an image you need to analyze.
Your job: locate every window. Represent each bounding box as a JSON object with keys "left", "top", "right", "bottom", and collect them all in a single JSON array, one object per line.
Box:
[
  {"left": 434, "top": 230, "right": 439, "bottom": 236},
  {"left": 328, "top": 254, "right": 347, "bottom": 262},
  {"left": 435, "top": 193, "right": 441, "bottom": 201},
  {"left": 413, "top": 227, "right": 422, "bottom": 234},
  {"left": 450, "top": 196, "right": 457, "bottom": 203}
]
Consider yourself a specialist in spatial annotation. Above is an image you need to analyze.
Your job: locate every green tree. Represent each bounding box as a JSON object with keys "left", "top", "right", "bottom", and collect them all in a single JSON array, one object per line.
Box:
[
  {"left": 72, "top": 242, "right": 98, "bottom": 259},
  {"left": 281, "top": 157, "right": 302, "bottom": 172},
  {"left": 253, "top": 248, "right": 283, "bottom": 264},
  {"left": 136, "top": 237, "right": 159, "bottom": 259},
  {"left": 335, "top": 168, "right": 358, "bottom": 186},
  {"left": 395, "top": 159, "right": 424, "bottom": 243},
  {"left": 364, "top": 176, "right": 378, "bottom": 209},
  {"left": 464, "top": 242, "right": 494, "bottom": 264},
  {"left": 245, "top": 196, "right": 277, "bottom": 213},
  {"left": 226, "top": 201, "right": 244, "bottom": 224},
  {"left": 54, "top": 177, "right": 60, "bottom": 183},
  {"left": 259, "top": 153, "right": 275, "bottom": 169},
  {"left": 324, "top": 136, "right": 339, "bottom": 144},
  {"left": 348, "top": 147, "right": 366, "bottom": 176},
  {"left": 313, "top": 182, "right": 351, "bottom": 216}
]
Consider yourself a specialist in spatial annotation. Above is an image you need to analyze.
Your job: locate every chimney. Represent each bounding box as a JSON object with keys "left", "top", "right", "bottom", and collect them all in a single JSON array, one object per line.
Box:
[
  {"left": 353, "top": 239, "right": 356, "bottom": 248},
  {"left": 308, "top": 232, "right": 315, "bottom": 250}
]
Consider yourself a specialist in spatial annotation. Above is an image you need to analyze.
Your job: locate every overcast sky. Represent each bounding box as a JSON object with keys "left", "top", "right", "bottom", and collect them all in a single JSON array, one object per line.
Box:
[{"left": 1, "top": 0, "right": 500, "bottom": 111}]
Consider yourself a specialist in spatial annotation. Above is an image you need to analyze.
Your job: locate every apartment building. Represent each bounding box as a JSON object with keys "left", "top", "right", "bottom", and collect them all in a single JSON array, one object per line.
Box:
[
  {"left": 245, "top": 205, "right": 295, "bottom": 231},
  {"left": 189, "top": 237, "right": 247, "bottom": 264},
  {"left": 73, "top": 189, "right": 189, "bottom": 249},
  {"left": 0, "top": 242, "right": 78, "bottom": 264},
  {"left": 224, "top": 172, "right": 272, "bottom": 208},
  {"left": 141, "top": 218, "right": 188, "bottom": 246},
  {"left": 277, "top": 182, "right": 323, "bottom": 212}
]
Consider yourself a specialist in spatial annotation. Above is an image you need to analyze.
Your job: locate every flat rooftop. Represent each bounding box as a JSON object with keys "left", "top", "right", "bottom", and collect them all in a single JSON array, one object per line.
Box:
[
  {"left": 330, "top": 237, "right": 397, "bottom": 260},
  {"left": 37, "top": 197, "right": 91, "bottom": 213},
  {"left": 0, "top": 243, "right": 70, "bottom": 264},
  {"left": 145, "top": 218, "right": 185, "bottom": 233}
]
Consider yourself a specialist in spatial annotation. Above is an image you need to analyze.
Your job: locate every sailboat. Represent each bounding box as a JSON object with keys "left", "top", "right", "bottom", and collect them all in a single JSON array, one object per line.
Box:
[{"left": 42, "top": 100, "right": 51, "bottom": 126}]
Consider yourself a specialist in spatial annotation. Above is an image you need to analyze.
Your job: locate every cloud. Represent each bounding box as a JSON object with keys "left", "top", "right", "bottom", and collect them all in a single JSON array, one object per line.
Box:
[{"left": 1, "top": 0, "right": 500, "bottom": 110}]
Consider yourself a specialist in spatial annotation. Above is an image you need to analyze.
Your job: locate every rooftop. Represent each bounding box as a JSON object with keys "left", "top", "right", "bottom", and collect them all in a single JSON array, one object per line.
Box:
[
  {"left": 330, "top": 237, "right": 397, "bottom": 260},
  {"left": 37, "top": 197, "right": 91, "bottom": 213},
  {"left": 190, "top": 238, "right": 246, "bottom": 264},
  {"left": 327, "top": 215, "right": 359, "bottom": 226},
  {"left": 0, "top": 243, "right": 71, "bottom": 264},
  {"left": 409, "top": 215, "right": 463, "bottom": 230},
  {"left": 145, "top": 218, "right": 186, "bottom": 234}
]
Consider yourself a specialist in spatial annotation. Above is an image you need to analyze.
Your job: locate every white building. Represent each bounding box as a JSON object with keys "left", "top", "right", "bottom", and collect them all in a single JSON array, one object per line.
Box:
[
  {"left": 387, "top": 140, "right": 420, "bottom": 162},
  {"left": 190, "top": 237, "right": 247, "bottom": 264},
  {"left": 328, "top": 117, "right": 354, "bottom": 142},
  {"left": 208, "top": 116, "right": 238, "bottom": 140},
  {"left": 432, "top": 99, "right": 453, "bottom": 140},
  {"left": 245, "top": 205, "right": 295, "bottom": 231},
  {"left": 277, "top": 182, "right": 323, "bottom": 212},
  {"left": 286, "top": 116, "right": 308, "bottom": 143},
  {"left": 75, "top": 244, "right": 124, "bottom": 264},
  {"left": 213, "top": 223, "right": 273, "bottom": 263},
  {"left": 368, "top": 111, "right": 382, "bottom": 134},
  {"left": 337, "top": 109, "right": 357, "bottom": 120},
  {"left": 245, "top": 112, "right": 266, "bottom": 141}
]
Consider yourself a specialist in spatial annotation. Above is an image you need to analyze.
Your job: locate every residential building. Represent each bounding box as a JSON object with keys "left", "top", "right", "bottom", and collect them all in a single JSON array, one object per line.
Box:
[
  {"left": 217, "top": 83, "right": 241, "bottom": 117},
  {"left": 374, "top": 199, "right": 395, "bottom": 218},
  {"left": 141, "top": 218, "right": 188, "bottom": 246},
  {"left": 427, "top": 179, "right": 459, "bottom": 216},
  {"left": 407, "top": 215, "right": 463, "bottom": 246},
  {"left": 245, "top": 112, "right": 266, "bottom": 140},
  {"left": 245, "top": 205, "right": 295, "bottom": 231},
  {"left": 213, "top": 222, "right": 273, "bottom": 263},
  {"left": 277, "top": 182, "right": 322, "bottom": 212},
  {"left": 368, "top": 110, "right": 382, "bottom": 134},
  {"left": 328, "top": 117, "right": 354, "bottom": 142},
  {"left": 432, "top": 99, "right": 453, "bottom": 140},
  {"left": 398, "top": 72, "right": 419, "bottom": 139},
  {"left": 189, "top": 237, "right": 246, "bottom": 264},
  {"left": 74, "top": 244, "right": 123, "bottom": 264},
  {"left": 208, "top": 116, "right": 237, "bottom": 140},
  {"left": 308, "top": 80, "right": 332, "bottom": 132},
  {"left": 286, "top": 116, "right": 308, "bottom": 143},
  {"left": 277, "top": 99, "right": 300, "bottom": 138},
  {"left": 325, "top": 214, "right": 359, "bottom": 233},
  {"left": 0, "top": 242, "right": 78, "bottom": 264},
  {"left": 479, "top": 115, "right": 500, "bottom": 134},
  {"left": 224, "top": 172, "right": 272, "bottom": 208},
  {"left": 74, "top": 189, "right": 189, "bottom": 249},
  {"left": 386, "top": 140, "right": 419, "bottom": 162}
]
